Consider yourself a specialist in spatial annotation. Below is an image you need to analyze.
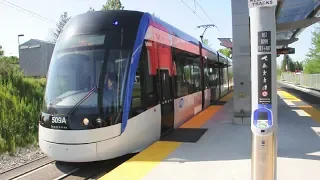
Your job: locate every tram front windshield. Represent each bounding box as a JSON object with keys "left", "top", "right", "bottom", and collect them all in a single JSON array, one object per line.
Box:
[{"left": 43, "top": 33, "right": 131, "bottom": 115}]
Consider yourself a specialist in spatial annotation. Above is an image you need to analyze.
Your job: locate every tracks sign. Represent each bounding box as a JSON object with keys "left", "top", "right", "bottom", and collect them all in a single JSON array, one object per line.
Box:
[{"left": 248, "top": 0, "right": 277, "bottom": 8}]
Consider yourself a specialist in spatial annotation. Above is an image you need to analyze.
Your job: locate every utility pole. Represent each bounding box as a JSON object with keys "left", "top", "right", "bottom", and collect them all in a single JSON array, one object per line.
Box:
[
  {"left": 18, "top": 34, "right": 24, "bottom": 58},
  {"left": 248, "top": 1, "right": 278, "bottom": 180}
]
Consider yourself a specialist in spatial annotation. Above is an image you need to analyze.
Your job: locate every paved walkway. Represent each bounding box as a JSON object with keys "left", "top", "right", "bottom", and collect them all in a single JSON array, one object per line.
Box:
[
  {"left": 143, "top": 90, "right": 320, "bottom": 180},
  {"left": 100, "top": 90, "right": 320, "bottom": 180}
]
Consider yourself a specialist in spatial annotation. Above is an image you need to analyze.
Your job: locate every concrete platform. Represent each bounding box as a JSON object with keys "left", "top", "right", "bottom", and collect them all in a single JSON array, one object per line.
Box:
[{"left": 99, "top": 90, "right": 320, "bottom": 180}]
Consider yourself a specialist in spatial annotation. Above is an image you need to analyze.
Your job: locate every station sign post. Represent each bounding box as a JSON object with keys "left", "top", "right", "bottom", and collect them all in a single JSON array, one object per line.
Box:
[{"left": 248, "top": 0, "right": 278, "bottom": 180}]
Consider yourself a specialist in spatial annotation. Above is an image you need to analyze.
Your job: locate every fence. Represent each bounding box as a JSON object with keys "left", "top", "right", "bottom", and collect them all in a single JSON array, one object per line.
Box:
[{"left": 281, "top": 73, "right": 320, "bottom": 90}]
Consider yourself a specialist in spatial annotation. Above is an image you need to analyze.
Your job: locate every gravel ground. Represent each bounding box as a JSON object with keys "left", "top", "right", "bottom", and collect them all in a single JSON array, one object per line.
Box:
[{"left": 0, "top": 144, "right": 46, "bottom": 174}]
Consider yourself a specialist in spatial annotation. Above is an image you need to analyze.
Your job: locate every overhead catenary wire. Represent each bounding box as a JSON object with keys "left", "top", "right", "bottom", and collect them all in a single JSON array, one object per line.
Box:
[
  {"left": 0, "top": 0, "right": 57, "bottom": 24},
  {"left": 179, "top": 0, "right": 220, "bottom": 35},
  {"left": 180, "top": 0, "right": 205, "bottom": 23},
  {"left": 194, "top": 0, "right": 220, "bottom": 32},
  {"left": 194, "top": 0, "right": 215, "bottom": 24}
]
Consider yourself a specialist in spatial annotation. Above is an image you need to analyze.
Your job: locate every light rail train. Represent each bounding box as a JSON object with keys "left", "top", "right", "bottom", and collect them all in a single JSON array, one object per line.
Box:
[{"left": 38, "top": 10, "right": 233, "bottom": 162}]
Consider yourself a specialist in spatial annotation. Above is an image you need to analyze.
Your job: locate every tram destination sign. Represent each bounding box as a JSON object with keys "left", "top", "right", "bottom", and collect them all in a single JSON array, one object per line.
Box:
[{"left": 248, "top": 0, "right": 277, "bottom": 8}]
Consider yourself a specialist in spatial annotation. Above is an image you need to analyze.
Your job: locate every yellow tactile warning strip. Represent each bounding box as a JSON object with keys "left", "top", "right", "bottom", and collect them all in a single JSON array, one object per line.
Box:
[
  {"left": 98, "top": 92, "right": 233, "bottom": 180},
  {"left": 179, "top": 106, "right": 223, "bottom": 128},
  {"left": 220, "top": 92, "right": 234, "bottom": 102},
  {"left": 99, "top": 141, "right": 181, "bottom": 180},
  {"left": 277, "top": 90, "right": 301, "bottom": 101},
  {"left": 278, "top": 89, "right": 320, "bottom": 123},
  {"left": 299, "top": 106, "right": 320, "bottom": 123}
]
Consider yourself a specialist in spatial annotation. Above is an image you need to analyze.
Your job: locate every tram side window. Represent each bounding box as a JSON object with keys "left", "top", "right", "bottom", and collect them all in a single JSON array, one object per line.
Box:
[
  {"left": 173, "top": 48, "right": 202, "bottom": 97},
  {"left": 207, "top": 60, "right": 215, "bottom": 88},
  {"left": 173, "top": 49, "right": 189, "bottom": 98},
  {"left": 215, "top": 63, "right": 220, "bottom": 87},
  {"left": 184, "top": 58, "right": 193, "bottom": 93},
  {"left": 203, "top": 59, "right": 209, "bottom": 89},
  {"left": 192, "top": 57, "right": 201, "bottom": 92},
  {"left": 220, "top": 66, "right": 224, "bottom": 86}
]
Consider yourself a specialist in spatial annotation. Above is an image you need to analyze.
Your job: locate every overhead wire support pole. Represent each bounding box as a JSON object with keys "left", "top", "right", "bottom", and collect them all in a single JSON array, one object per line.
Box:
[
  {"left": 248, "top": 1, "right": 278, "bottom": 180},
  {"left": 197, "top": 24, "right": 218, "bottom": 43}
]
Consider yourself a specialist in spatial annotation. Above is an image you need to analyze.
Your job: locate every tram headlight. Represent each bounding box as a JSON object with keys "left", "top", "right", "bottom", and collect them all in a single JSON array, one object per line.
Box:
[
  {"left": 82, "top": 118, "right": 90, "bottom": 126},
  {"left": 96, "top": 117, "right": 102, "bottom": 127},
  {"left": 39, "top": 115, "right": 44, "bottom": 123},
  {"left": 96, "top": 117, "right": 101, "bottom": 123},
  {"left": 40, "top": 114, "right": 49, "bottom": 123}
]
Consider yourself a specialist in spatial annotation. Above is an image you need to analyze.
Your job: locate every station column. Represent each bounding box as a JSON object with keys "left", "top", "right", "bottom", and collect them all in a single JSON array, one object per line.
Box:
[
  {"left": 231, "top": 0, "right": 252, "bottom": 124},
  {"left": 248, "top": 1, "right": 278, "bottom": 180}
]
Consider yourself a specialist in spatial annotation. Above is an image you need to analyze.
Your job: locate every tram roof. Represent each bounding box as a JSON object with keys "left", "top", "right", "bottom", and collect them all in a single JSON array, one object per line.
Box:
[{"left": 148, "top": 13, "right": 231, "bottom": 61}]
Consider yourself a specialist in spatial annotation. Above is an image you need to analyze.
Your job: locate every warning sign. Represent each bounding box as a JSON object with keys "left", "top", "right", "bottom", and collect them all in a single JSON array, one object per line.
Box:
[
  {"left": 248, "top": 0, "right": 277, "bottom": 8},
  {"left": 262, "top": 91, "right": 268, "bottom": 97}
]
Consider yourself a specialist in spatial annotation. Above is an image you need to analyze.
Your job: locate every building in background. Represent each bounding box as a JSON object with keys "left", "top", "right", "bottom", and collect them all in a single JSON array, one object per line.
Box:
[{"left": 19, "top": 39, "right": 55, "bottom": 77}]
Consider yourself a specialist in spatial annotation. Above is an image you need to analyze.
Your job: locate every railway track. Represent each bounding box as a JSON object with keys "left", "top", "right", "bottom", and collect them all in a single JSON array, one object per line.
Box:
[
  {"left": 0, "top": 153, "right": 137, "bottom": 180},
  {"left": 0, "top": 156, "right": 55, "bottom": 180}
]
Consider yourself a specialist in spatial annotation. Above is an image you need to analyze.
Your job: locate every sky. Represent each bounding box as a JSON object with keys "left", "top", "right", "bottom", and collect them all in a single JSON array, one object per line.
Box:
[{"left": 0, "top": 0, "right": 316, "bottom": 64}]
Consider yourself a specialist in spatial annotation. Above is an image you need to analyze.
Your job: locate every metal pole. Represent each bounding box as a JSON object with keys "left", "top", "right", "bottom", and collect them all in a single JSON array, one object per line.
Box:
[
  {"left": 18, "top": 36, "right": 20, "bottom": 58},
  {"left": 197, "top": 24, "right": 218, "bottom": 44},
  {"left": 249, "top": 1, "right": 277, "bottom": 180},
  {"left": 18, "top": 34, "right": 24, "bottom": 58}
]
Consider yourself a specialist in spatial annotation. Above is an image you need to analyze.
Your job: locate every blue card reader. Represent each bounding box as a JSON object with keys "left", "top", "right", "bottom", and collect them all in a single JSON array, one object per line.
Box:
[{"left": 253, "top": 108, "right": 273, "bottom": 130}]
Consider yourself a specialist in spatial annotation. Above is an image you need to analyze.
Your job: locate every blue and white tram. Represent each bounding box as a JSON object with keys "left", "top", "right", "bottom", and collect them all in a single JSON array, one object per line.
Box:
[{"left": 38, "top": 10, "right": 233, "bottom": 162}]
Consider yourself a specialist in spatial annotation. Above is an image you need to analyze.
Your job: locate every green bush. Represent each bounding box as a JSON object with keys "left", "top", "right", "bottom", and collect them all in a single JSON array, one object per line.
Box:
[{"left": 0, "top": 59, "right": 45, "bottom": 155}]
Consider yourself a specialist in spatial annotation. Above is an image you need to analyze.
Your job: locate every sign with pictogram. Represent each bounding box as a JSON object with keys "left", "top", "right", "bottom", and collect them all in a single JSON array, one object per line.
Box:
[
  {"left": 262, "top": 91, "right": 268, "bottom": 97},
  {"left": 258, "top": 54, "right": 272, "bottom": 104}
]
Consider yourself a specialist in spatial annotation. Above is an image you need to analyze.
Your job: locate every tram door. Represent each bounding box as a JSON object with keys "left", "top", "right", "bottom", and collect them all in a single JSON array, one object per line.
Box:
[
  {"left": 160, "top": 70, "right": 174, "bottom": 134},
  {"left": 157, "top": 44, "right": 174, "bottom": 134}
]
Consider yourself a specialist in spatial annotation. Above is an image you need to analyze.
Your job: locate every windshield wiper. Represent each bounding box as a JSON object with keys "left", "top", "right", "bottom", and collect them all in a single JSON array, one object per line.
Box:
[{"left": 66, "top": 86, "right": 98, "bottom": 116}]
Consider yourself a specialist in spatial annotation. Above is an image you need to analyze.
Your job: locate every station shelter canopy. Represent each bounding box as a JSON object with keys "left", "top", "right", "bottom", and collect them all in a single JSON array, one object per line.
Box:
[{"left": 219, "top": 0, "right": 320, "bottom": 51}]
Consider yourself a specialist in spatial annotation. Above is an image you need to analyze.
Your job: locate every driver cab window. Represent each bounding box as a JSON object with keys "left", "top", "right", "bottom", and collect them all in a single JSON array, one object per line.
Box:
[{"left": 130, "top": 44, "right": 157, "bottom": 118}]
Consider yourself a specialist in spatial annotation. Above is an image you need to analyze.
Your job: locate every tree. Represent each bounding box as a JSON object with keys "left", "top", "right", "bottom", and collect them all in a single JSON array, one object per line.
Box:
[
  {"left": 0, "top": 56, "right": 19, "bottom": 64},
  {"left": 0, "top": 45, "right": 3, "bottom": 57},
  {"left": 281, "top": 55, "right": 288, "bottom": 71},
  {"left": 202, "top": 39, "right": 211, "bottom": 46},
  {"left": 52, "top": 12, "right": 72, "bottom": 43},
  {"left": 295, "top": 61, "right": 303, "bottom": 71},
  {"left": 303, "top": 25, "right": 320, "bottom": 74},
  {"left": 88, "top": 7, "right": 95, "bottom": 12},
  {"left": 152, "top": 13, "right": 160, "bottom": 19},
  {"left": 281, "top": 54, "right": 294, "bottom": 72},
  {"left": 218, "top": 48, "right": 232, "bottom": 58},
  {"left": 280, "top": 55, "right": 303, "bottom": 72},
  {"left": 298, "top": 61, "right": 304, "bottom": 71},
  {"left": 102, "top": 0, "right": 124, "bottom": 10},
  {"left": 304, "top": 59, "right": 320, "bottom": 74},
  {"left": 277, "top": 64, "right": 282, "bottom": 78},
  {"left": 295, "top": 61, "right": 299, "bottom": 71}
]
